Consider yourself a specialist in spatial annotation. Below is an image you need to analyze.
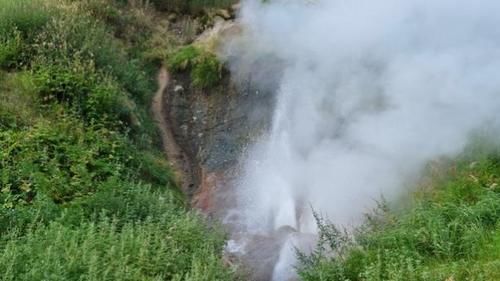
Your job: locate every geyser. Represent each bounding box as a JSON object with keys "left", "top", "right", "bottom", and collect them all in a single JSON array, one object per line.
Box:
[{"left": 222, "top": 0, "right": 500, "bottom": 280}]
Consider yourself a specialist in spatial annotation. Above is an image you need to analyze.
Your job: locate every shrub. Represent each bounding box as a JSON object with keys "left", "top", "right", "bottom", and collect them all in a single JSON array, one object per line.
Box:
[
  {"left": 0, "top": 117, "right": 131, "bottom": 205},
  {"left": 191, "top": 52, "right": 222, "bottom": 88},
  {"left": 31, "top": 6, "right": 154, "bottom": 104},
  {"left": 132, "top": 150, "right": 177, "bottom": 187},
  {"left": 0, "top": 193, "right": 61, "bottom": 236},
  {"left": 168, "top": 45, "right": 201, "bottom": 71},
  {"left": 0, "top": 0, "right": 52, "bottom": 36},
  {"left": 67, "top": 179, "right": 182, "bottom": 223},
  {"left": 32, "top": 58, "right": 139, "bottom": 129},
  {"left": 0, "top": 29, "right": 23, "bottom": 68},
  {"left": 33, "top": 60, "right": 96, "bottom": 105},
  {"left": 0, "top": 0, "right": 53, "bottom": 68},
  {"left": 0, "top": 215, "right": 232, "bottom": 281},
  {"left": 0, "top": 71, "right": 39, "bottom": 129},
  {"left": 1, "top": 176, "right": 177, "bottom": 244}
]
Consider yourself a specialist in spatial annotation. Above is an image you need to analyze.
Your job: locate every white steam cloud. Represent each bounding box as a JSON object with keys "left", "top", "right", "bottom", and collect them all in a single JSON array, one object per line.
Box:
[{"left": 223, "top": 0, "right": 500, "bottom": 279}]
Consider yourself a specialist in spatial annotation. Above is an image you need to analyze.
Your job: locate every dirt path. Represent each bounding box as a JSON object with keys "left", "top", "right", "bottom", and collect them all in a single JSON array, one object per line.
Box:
[{"left": 152, "top": 67, "right": 195, "bottom": 193}]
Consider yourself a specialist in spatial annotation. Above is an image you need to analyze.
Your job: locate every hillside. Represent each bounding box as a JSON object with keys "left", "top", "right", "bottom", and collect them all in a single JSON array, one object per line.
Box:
[{"left": 0, "top": 0, "right": 235, "bottom": 280}]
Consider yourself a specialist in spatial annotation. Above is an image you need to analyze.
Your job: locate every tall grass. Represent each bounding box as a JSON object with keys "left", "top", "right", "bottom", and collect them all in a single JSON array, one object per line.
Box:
[
  {"left": 0, "top": 211, "right": 231, "bottom": 281},
  {"left": 298, "top": 149, "right": 500, "bottom": 281},
  {"left": 0, "top": 0, "right": 52, "bottom": 68},
  {"left": 152, "top": 0, "right": 237, "bottom": 14},
  {"left": 0, "top": 0, "right": 52, "bottom": 36},
  {"left": 0, "top": 72, "right": 39, "bottom": 128}
]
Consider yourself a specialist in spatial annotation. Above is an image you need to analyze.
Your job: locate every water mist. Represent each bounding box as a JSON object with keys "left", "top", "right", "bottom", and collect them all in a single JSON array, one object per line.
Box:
[{"left": 221, "top": 1, "right": 500, "bottom": 280}]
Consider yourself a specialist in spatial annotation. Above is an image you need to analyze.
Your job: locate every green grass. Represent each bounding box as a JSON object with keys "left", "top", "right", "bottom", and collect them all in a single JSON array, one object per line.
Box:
[
  {"left": 151, "top": 0, "right": 237, "bottom": 14},
  {"left": 0, "top": 72, "right": 39, "bottom": 129},
  {"left": 0, "top": 0, "right": 233, "bottom": 280},
  {"left": 298, "top": 148, "right": 500, "bottom": 281},
  {"left": 0, "top": 0, "right": 56, "bottom": 68},
  {"left": 167, "top": 45, "right": 222, "bottom": 89},
  {"left": 0, "top": 179, "right": 230, "bottom": 281}
]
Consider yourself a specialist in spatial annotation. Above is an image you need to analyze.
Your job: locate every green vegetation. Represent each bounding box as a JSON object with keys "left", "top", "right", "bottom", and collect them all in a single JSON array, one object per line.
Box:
[
  {"left": 299, "top": 145, "right": 500, "bottom": 281},
  {"left": 0, "top": 0, "right": 232, "bottom": 280},
  {"left": 1, "top": 194, "right": 230, "bottom": 281},
  {"left": 167, "top": 45, "right": 223, "bottom": 89},
  {"left": 3, "top": 0, "right": 499, "bottom": 280},
  {"left": 152, "top": 0, "right": 237, "bottom": 14}
]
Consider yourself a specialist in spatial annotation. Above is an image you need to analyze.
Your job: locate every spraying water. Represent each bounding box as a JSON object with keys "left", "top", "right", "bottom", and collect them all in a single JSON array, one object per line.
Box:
[{"left": 221, "top": 0, "right": 500, "bottom": 279}]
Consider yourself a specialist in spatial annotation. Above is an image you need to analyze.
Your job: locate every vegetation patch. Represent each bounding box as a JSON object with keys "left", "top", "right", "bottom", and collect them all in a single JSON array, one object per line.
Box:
[
  {"left": 298, "top": 144, "right": 500, "bottom": 281},
  {"left": 167, "top": 45, "right": 223, "bottom": 89},
  {"left": 151, "top": 0, "right": 237, "bottom": 14},
  {"left": 0, "top": 71, "right": 39, "bottom": 129},
  {"left": 0, "top": 184, "right": 231, "bottom": 281},
  {"left": 0, "top": 0, "right": 234, "bottom": 280}
]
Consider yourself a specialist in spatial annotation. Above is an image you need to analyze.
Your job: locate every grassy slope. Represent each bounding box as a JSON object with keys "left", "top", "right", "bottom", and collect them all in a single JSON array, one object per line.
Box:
[
  {"left": 0, "top": 0, "right": 233, "bottom": 280},
  {"left": 299, "top": 143, "right": 500, "bottom": 281}
]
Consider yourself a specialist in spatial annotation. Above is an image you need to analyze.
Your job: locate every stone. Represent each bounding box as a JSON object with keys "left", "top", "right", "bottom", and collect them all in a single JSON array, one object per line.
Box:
[
  {"left": 174, "top": 85, "right": 184, "bottom": 93},
  {"left": 231, "top": 3, "right": 241, "bottom": 14},
  {"left": 168, "top": 13, "right": 177, "bottom": 22},
  {"left": 216, "top": 9, "right": 232, "bottom": 20}
]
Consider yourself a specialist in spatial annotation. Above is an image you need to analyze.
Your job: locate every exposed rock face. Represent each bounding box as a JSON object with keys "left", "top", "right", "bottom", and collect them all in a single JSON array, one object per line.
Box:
[{"left": 163, "top": 70, "right": 275, "bottom": 214}]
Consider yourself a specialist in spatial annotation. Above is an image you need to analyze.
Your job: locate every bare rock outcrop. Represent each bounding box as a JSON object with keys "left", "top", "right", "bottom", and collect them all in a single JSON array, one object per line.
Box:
[{"left": 164, "top": 69, "right": 274, "bottom": 214}]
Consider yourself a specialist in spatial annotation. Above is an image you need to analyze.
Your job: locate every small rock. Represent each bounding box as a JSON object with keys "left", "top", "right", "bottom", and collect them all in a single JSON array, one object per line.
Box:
[
  {"left": 174, "top": 85, "right": 184, "bottom": 93},
  {"left": 231, "top": 3, "right": 241, "bottom": 14},
  {"left": 216, "top": 9, "right": 232, "bottom": 20},
  {"left": 213, "top": 15, "right": 225, "bottom": 24},
  {"left": 168, "top": 13, "right": 177, "bottom": 22}
]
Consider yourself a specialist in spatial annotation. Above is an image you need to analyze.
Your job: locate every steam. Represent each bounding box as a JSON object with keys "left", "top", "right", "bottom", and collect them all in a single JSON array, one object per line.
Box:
[{"left": 223, "top": 0, "right": 500, "bottom": 279}]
